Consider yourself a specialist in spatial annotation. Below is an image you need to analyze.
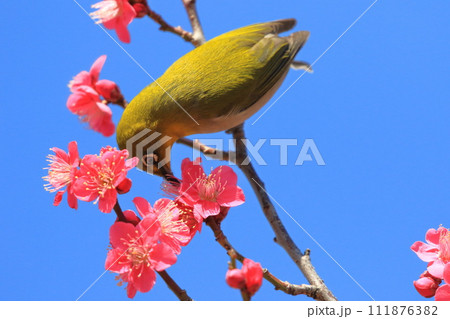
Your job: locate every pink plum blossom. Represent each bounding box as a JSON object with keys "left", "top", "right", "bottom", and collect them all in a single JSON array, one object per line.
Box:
[
  {"left": 67, "top": 55, "right": 121, "bottom": 136},
  {"left": 43, "top": 141, "right": 80, "bottom": 209},
  {"left": 178, "top": 158, "right": 245, "bottom": 219},
  {"left": 91, "top": 0, "right": 136, "bottom": 43},
  {"left": 411, "top": 227, "right": 450, "bottom": 279},
  {"left": 105, "top": 216, "right": 177, "bottom": 298},
  {"left": 73, "top": 147, "right": 138, "bottom": 213},
  {"left": 132, "top": 197, "right": 191, "bottom": 254},
  {"left": 69, "top": 55, "right": 122, "bottom": 103}
]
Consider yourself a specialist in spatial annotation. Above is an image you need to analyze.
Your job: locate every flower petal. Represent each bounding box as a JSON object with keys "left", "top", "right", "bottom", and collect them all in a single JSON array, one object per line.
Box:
[
  {"left": 90, "top": 55, "right": 106, "bottom": 83},
  {"left": 217, "top": 186, "right": 245, "bottom": 207},
  {"left": 133, "top": 197, "right": 153, "bottom": 218},
  {"left": 98, "top": 188, "right": 117, "bottom": 213},
  {"left": 150, "top": 242, "right": 177, "bottom": 272},
  {"left": 130, "top": 266, "right": 156, "bottom": 293},
  {"left": 109, "top": 222, "right": 136, "bottom": 250},
  {"left": 53, "top": 191, "right": 64, "bottom": 206},
  {"left": 126, "top": 283, "right": 137, "bottom": 299},
  {"left": 428, "top": 259, "right": 446, "bottom": 279},
  {"left": 212, "top": 165, "right": 237, "bottom": 187},
  {"left": 443, "top": 264, "right": 450, "bottom": 284},
  {"left": 411, "top": 241, "right": 439, "bottom": 262},
  {"left": 105, "top": 248, "right": 129, "bottom": 273},
  {"left": 435, "top": 284, "right": 450, "bottom": 301},
  {"left": 425, "top": 228, "right": 442, "bottom": 246},
  {"left": 68, "top": 141, "right": 80, "bottom": 166},
  {"left": 194, "top": 200, "right": 220, "bottom": 219}
]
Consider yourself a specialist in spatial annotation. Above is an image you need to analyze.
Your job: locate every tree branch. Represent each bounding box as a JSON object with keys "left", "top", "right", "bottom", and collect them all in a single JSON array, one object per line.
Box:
[
  {"left": 147, "top": 8, "right": 197, "bottom": 45},
  {"left": 113, "top": 201, "right": 128, "bottom": 223},
  {"left": 263, "top": 269, "right": 319, "bottom": 298},
  {"left": 206, "top": 217, "right": 322, "bottom": 300},
  {"left": 176, "top": 137, "right": 234, "bottom": 162},
  {"left": 182, "top": 0, "right": 206, "bottom": 46},
  {"left": 228, "top": 123, "right": 337, "bottom": 301},
  {"left": 158, "top": 270, "right": 193, "bottom": 301},
  {"left": 178, "top": 126, "right": 337, "bottom": 300}
]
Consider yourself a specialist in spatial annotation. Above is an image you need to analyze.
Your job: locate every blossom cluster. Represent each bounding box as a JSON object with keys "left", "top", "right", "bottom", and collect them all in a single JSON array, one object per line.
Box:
[
  {"left": 44, "top": 143, "right": 247, "bottom": 298},
  {"left": 411, "top": 226, "right": 450, "bottom": 300},
  {"left": 43, "top": 141, "right": 138, "bottom": 212}
]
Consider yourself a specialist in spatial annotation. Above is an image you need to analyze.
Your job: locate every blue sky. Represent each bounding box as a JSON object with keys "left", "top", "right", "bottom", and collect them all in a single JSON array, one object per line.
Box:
[{"left": 1, "top": 0, "right": 449, "bottom": 301}]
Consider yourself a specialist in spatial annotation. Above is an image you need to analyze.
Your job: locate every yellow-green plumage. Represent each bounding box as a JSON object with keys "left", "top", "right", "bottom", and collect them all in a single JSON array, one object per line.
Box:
[{"left": 117, "top": 19, "right": 310, "bottom": 176}]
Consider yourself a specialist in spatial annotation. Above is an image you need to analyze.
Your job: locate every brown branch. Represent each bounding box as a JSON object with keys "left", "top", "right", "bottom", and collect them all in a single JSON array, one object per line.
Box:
[
  {"left": 147, "top": 8, "right": 197, "bottom": 46},
  {"left": 176, "top": 138, "right": 234, "bottom": 162},
  {"left": 177, "top": 126, "right": 336, "bottom": 300},
  {"left": 263, "top": 269, "right": 319, "bottom": 298},
  {"left": 228, "top": 123, "right": 337, "bottom": 301},
  {"left": 206, "top": 217, "right": 322, "bottom": 300},
  {"left": 182, "top": 0, "right": 206, "bottom": 46},
  {"left": 113, "top": 201, "right": 128, "bottom": 223},
  {"left": 157, "top": 270, "right": 193, "bottom": 301}
]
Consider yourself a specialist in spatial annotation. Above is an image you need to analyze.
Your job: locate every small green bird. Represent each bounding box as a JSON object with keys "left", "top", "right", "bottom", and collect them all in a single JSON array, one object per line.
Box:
[{"left": 117, "top": 18, "right": 310, "bottom": 177}]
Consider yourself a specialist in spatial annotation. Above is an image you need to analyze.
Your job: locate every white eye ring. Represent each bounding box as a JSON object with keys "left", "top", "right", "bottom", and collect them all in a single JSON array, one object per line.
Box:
[{"left": 142, "top": 154, "right": 158, "bottom": 167}]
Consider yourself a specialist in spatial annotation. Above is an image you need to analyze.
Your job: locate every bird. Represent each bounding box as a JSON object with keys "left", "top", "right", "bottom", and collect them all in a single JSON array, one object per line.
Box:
[{"left": 116, "top": 18, "right": 311, "bottom": 178}]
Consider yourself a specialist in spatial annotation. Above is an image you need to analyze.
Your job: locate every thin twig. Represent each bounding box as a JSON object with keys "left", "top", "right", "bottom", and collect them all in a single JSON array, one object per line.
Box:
[
  {"left": 182, "top": 0, "right": 206, "bottom": 46},
  {"left": 263, "top": 269, "right": 319, "bottom": 298},
  {"left": 113, "top": 201, "right": 128, "bottom": 222},
  {"left": 176, "top": 138, "right": 234, "bottom": 162},
  {"left": 205, "top": 217, "right": 322, "bottom": 299},
  {"left": 228, "top": 124, "right": 337, "bottom": 301},
  {"left": 147, "top": 8, "right": 197, "bottom": 45},
  {"left": 158, "top": 270, "right": 193, "bottom": 301},
  {"left": 178, "top": 127, "right": 337, "bottom": 300}
]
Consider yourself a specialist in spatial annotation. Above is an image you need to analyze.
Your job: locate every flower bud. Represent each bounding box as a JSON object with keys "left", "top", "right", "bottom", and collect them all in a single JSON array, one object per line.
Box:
[
  {"left": 226, "top": 269, "right": 245, "bottom": 289},
  {"left": 119, "top": 210, "right": 141, "bottom": 226},
  {"left": 95, "top": 79, "right": 123, "bottom": 103},
  {"left": 116, "top": 178, "right": 132, "bottom": 194},
  {"left": 414, "top": 276, "right": 439, "bottom": 298},
  {"left": 133, "top": 3, "right": 148, "bottom": 18},
  {"left": 242, "top": 258, "right": 263, "bottom": 295}
]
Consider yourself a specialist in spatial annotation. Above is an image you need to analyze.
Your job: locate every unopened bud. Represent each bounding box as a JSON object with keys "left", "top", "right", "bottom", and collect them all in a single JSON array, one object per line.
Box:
[
  {"left": 414, "top": 276, "right": 439, "bottom": 298},
  {"left": 116, "top": 178, "right": 132, "bottom": 194},
  {"left": 95, "top": 79, "right": 123, "bottom": 103},
  {"left": 133, "top": 3, "right": 148, "bottom": 18},
  {"left": 225, "top": 269, "right": 246, "bottom": 289}
]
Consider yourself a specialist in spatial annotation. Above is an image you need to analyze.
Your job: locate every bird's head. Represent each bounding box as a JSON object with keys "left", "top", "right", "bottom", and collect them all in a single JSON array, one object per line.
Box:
[{"left": 116, "top": 116, "right": 177, "bottom": 178}]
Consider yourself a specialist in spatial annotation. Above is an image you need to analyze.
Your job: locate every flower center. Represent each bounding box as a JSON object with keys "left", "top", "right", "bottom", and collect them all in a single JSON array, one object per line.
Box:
[
  {"left": 176, "top": 202, "right": 198, "bottom": 232},
  {"left": 43, "top": 155, "right": 72, "bottom": 192},
  {"left": 198, "top": 176, "right": 223, "bottom": 201},
  {"left": 127, "top": 245, "right": 150, "bottom": 268}
]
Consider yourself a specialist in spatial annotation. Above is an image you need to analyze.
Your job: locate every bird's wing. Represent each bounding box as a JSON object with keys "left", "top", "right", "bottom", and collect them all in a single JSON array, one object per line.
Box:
[{"left": 156, "top": 20, "right": 309, "bottom": 121}]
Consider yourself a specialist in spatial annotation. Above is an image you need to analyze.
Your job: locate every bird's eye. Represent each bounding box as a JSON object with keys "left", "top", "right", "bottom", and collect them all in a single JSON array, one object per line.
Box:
[{"left": 142, "top": 153, "right": 159, "bottom": 167}]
